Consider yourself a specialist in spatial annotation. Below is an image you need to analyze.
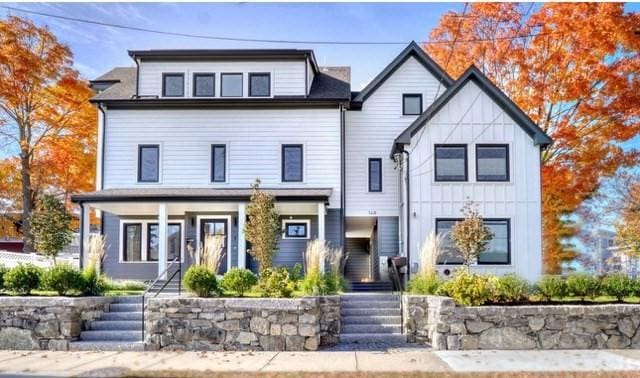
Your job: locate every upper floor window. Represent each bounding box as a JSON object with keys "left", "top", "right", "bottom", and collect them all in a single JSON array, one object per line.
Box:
[
  {"left": 249, "top": 73, "right": 271, "bottom": 97},
  {"left": 403, "top": 94, "right": 423, "bottom": 116},
  {"left": 221, "top": 73, "right": 243, "bottom": 97},
  {"left": 282, "top": 144, "right": 303, "bottom": 182},
  {"left": 193, "top": 73, "right": 215, "bottom": 97},
  {"left": 147, "top": 223, "right": 182, "bottom": 261},
  {"left": 435, "top": 218, "right": 510, "bottom": 265},
  {"left": 138, "top": 144, "right": 159, "bottom": 183},
  {"left": 162, "top": 73, "right": 184, "bottom": 97},
  {"left": 476, "top": 144, "right": 509, "bottom": 182},
  {"left": 368, "top": 158, "right": 382, "bottom": 192},
  {"left": 435, "top": 145, "right": 467, "bottom": 182},
  {"left": 211, "top": 144, "right": 226, "bottom": 183}
]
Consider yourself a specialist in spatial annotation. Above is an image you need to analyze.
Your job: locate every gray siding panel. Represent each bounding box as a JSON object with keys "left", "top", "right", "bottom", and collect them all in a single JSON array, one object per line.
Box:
[
  {"left": 325, "top": 208, "right": 343, "bottom": 249},
  {"left": 102, "top": 212, "right": 157, "bottom": 280},
  {"left": 377, "top": 216, "right": 399, "bottom": 257}
]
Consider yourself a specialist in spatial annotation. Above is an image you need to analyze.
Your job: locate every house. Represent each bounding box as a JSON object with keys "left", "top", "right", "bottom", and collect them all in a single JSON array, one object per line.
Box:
[{"left": 72, "top": 41, "right": 551, "bottom": 285}]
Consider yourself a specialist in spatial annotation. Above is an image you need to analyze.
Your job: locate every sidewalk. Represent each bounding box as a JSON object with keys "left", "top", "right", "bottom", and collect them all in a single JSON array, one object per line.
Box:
[{"left": 1, "top": 349, "right": 640, "bottom": 377}]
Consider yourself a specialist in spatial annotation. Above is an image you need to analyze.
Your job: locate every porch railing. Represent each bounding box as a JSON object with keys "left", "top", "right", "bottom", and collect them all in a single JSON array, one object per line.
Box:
[
  {"left": 388, "top": 257, "right": 404, "bottom": 334},
  {"left": 141, "top": 257, "right": 182, "bottom": 341}
]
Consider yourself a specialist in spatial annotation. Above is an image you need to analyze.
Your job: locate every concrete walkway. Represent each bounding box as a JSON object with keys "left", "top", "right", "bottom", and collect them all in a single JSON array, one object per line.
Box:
[{"left": 1, "top": 349, "right": 640, "bottom": 376}]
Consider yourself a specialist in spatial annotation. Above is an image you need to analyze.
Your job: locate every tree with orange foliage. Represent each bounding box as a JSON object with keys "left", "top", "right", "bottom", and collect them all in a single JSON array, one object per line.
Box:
[
  {"left": 425, "top": 3, "right": 640, "bottom": 273},
  {"left": 0, "top": 16, "right": 96, "bottom": 253}
]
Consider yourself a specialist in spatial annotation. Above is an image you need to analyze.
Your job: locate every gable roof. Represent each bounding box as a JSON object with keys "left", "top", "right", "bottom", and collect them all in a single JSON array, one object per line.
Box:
[
  {"left": 393, "top": 65, "right": 553, "bottom": 154},
  {"left": 90, "top": 67, "right": 137, "bottom": 101},
  {"left": 352, "top": 41, "right": 454, "bottom": 105}
]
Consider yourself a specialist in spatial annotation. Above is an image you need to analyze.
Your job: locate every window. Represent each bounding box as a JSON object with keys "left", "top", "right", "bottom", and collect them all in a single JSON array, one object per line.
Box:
[
  {"left": 368, "top": 158, "right": 382, "bottom": 192},
  {"left": 435, "top": 145, "right": 467, "bottom": 182},
  {"left": 476, "top": 144, "right": 509, "bottom": 182},
  {"left": 123, "top": 223, "right": 142, "bottom": 262},
  {"left": 403, "top": 94, "right": 423, "bottom": 116},
  {"left": 162, "top": 73, "right": 184, "bottom": 97},
  {"left": 249, "top": 73, "right": 271, "bottom": 97},
  {"left": 436, "top": 218, "right": 510, "bottom": 265},
  {"left": 282, "top": 144, "right": 303, "bottom": 182},
  {"left": 211, "top": 144, "right": 226, "bottom": 182},
  {"left": 147, "top": 223, "right": 182, "bottom": 261},
  {"left": 193, "top": 73, "right": 215, "bottom": 97},
  {"left": 138, "top": 145, "right": 159, "bottom": 183},
  {"left": 283, "top": 220, "right": 310, "bottom": 239},
  {"left": 221, "top": 73, "right": 243, "bottom": 97}
]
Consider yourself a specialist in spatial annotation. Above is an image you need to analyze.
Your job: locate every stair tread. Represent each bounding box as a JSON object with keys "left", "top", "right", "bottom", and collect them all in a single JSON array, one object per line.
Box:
[{"left": 69, "top": 341, "right": 145, "bottom": 351}]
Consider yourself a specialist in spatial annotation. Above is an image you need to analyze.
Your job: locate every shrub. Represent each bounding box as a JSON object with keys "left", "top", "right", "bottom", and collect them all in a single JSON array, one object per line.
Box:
[
  {"left": 299, "top": 271, "right": 346, "bottom": 296},
  {"left": 244, "top": 179, "right": 280, "bottom": 270},
  {"left": 407, "top": 273, "right": 441, "bottom": 295},
  {"left": 287, "top": 263, "right": 304, "bottom": 282},
  {"left": 42, "top": 264, "right": 84, "bottom": 296},
  {"left": 438, "top": 269, "right": 492, "bottom": 306},
  {"left": 492, "top": 274, "right": 530, "bottom": 304},
  {"left": 104, "top": 279, "right": 147, "bottom": 292},
  {"left": 565, "top": 273, "right": 600, "bottom": 300},
  {"left": 82, "top": 266, "right": 107, "bottom": 296},
  {"left": 4, "top": 264, "right": 42, "bottom": 295},
  {"left": 601, "top": 273, "right": 634, "bottom": 301},
  {"left": 221, "top": 268, "right": 257, "bottom": 297},
  {"left": 257, "top": 267, "right": 293, "bottom": 298},
  {"left": 30, "top": 194, "right": 73, "bottom": 260},
  {"left": 183, "top": 265, "right": 219, "bottom": 297},
  {"left": 450, "top": 201, "right": 493, "bottom": 268},
  {"left": 535, "top": 275, "right": 567, "bottom": 301},
  {"left": 0, "top": 265, "right": 8, "bottom": 291}
]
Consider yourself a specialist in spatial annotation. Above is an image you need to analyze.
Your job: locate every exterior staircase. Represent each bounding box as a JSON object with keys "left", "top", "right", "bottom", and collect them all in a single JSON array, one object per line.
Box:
[
  {"left": 339, "top": 293, "right": 405, "bottom": 344},
  {"left": 349, "top": 281, "right": 393, "bottom": 292},
  {"left": 70, "top": 296, "right": 145, "bottom": 351}
]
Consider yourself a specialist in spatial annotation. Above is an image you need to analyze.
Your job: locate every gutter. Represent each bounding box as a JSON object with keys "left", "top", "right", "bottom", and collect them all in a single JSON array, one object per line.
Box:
[{"left": 340, "top": 105, "right": 346, "bottom": 251}]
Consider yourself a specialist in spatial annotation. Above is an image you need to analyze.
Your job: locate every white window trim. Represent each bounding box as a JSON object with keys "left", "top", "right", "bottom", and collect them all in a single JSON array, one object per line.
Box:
[
  {"left": 119, "top": 219, "right": 185, "bottom": 263},
  {"left": 195, "top": 215, "right": 233, "bottom": 273},
  {"left": 136, "top": 142, "right": 163, "bottom": 185},
  {"left": 282, "top": 219, "right": 311, "bottom": 239}
]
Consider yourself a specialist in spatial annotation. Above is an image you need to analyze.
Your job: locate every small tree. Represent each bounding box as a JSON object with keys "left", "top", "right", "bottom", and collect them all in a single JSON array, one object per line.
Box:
[
  {"left": 244, "top": 179, "right": 280, "bottom": 271},
  {"left": 30, "top": 194, "right": 73, "bottom": 262},
  {"left": 450, "top": 201, "right": 493, "bottom": 270}
]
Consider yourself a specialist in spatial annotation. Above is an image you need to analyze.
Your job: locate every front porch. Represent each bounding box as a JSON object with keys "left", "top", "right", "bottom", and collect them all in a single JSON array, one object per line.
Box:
[{"left": 72, "top": 188, "right": 338, "bottom": 281}]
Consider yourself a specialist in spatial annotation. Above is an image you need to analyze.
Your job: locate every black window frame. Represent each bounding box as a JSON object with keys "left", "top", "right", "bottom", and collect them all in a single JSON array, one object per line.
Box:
[
  {"left": 434, "top": 144, "right": 468, "bottom": 182},
  {"left": 211, "top": 144, "right": 227, "bottom": 183},
  {"left": 476, "top": 144, "right": 510, "bottom": 182},
  {"left": 248, "top": 73, "right": 271, "bottom": 97},
  {"left": 137, "top": 144, "right": 160, "bottom": 183},
  {"left": 161, "top": 73, "right": 185, "bottom": 97},
  {"left": 122, "top": 223, "right": 142, "bottom": 262},
  {"left": 284, "top": 221, "right": 309, "bottom": 239},
  {"left": 281, "top": 144, "right": 303, "bottom": 182},
  {"left": 402, "top": 93, "right": 423, "bottom": 116},
  {"left": 147, "top": 222, "right": 183, "bottom": 262},
  {"left": 192, "top": 73, "right": 215, "bottom": 97},
  {"left": 435, "top": 218, "right": 511, "bottom": 265},
  {"left": 368, "top": 158, "right": 383, "bottom": 193},
  {"left": 220, "top": 73, "right": 243, "bottom": 97}
]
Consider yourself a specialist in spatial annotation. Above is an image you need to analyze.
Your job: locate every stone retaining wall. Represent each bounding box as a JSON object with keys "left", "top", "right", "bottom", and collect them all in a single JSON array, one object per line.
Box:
[
  {"left": 403, "top": 295, "right": 640, "bottom": 350},
  {"left": 145, "top": 296, "right": 340, "bottom": 351},
  {"left": 0, "top": 297, "right": 113, "bottom": 350}
]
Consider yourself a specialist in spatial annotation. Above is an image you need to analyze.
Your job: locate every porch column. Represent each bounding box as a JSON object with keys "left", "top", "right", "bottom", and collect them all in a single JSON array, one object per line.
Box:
[
  {"left": 237, "top": 203, "right": 247, "bottom": 269},
  {"left": 317, "top": 202, "right": 326, "bottom": 273},
  {"left": 158, "top": 202, "right": 168, "bottom": 279},
  {"left": 81, "top": 203, "right": 91, "bottom": 270}
]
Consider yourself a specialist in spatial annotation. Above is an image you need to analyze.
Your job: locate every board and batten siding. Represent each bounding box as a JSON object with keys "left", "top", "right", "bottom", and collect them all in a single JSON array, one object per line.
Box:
[
  {"left": 103, "top": 108, "right": 342, "bottom": 208},
  {"left": 138, "top": 61, "right": 306, "bottom": 97},
  {"left": 345, "top": 56, "right": 442, "bottom": 217},
  {"left": 406, "top": 80, "right": 543, "bottom": 281}
]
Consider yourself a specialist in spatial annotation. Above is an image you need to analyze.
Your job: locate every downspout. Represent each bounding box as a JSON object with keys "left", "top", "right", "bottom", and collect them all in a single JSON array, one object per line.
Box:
[
  {"left": 78, "top": 201, "right": 84, "bottom": 270},
  {"left": 97, "top": 104, "right": 107, "bottom": 191},
  {"left": 401, "top": 148, "right": 411, "bottom": 282},
  {"left": 340, "top": 104, "right": 346, "bottom": 251}
]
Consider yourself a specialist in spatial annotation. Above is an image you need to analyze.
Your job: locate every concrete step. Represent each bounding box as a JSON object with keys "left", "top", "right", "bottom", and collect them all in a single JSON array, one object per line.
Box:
[
  {"left": 341, "top": 315, "right": 401, "bottom": 325},
  {"left": 69, "top": 341, "right": 145, "bottom": 351},
  {"left": 101, "top": 311, "right": 142, "bottom": 321},
  {"left": 90, "top": 320, "right": 141, "bottom": 331},
  {"left": 339, "top": 333, "right": 406, "bottom": 344},
  {"left": 340, "top": 294, "right": 399, "bottom": 302},
  {"left": 112, "top": 296, "right": 142, "bottom": 304},
  {"left": 80, "top": 330, "right": 142, "bottom": 342},
  {"left": 109, "top": 303, "right": 142, "bottom": 312},
  {"left": 341, "top": 300, "right": 399, "bottom": 309},
  {"left": 341, "top": 324, "right": 402, "bottom": 334},
  {"left": 341, "top": 308, "right": 400, "bottom": 317}
]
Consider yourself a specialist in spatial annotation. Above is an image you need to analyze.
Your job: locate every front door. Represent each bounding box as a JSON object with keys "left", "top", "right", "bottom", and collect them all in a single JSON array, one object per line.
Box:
[{"left": 200, "top": 218, "right": 228, "bottom": 274}]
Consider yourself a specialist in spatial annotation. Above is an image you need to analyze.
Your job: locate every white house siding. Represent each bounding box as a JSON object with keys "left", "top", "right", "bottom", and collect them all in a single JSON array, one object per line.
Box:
[
  {"left": 406, "top": 80, "right": 543, "bottom": 281},
  {"left": 345, "top": 56, "right": 442, "bottom": 217},
  {"left": 138, "top": 60, "right": 307, "bottom": 97},
  {"left": 103, "top": 108, "right": 342, "bottom": 208}
]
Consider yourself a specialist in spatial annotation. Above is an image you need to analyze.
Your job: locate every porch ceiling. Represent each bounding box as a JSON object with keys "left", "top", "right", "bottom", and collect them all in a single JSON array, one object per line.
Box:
[{"left": 345, "top": 216, "right": 377, "bottom": 238}]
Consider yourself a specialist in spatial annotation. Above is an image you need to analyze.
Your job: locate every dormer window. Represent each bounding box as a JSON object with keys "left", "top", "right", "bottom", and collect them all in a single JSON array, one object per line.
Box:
[
  {"left": 193, "top": 73, "right": 215, "bottom": 97},
  {"left": 249, "top": 73, "right": 271, "bottom": 97},
  {"left": 221, "top": 73, "right": 243, "bottom": 97},
  {"left": 162, "top": 73, "right": 184, "bottom": 97}
]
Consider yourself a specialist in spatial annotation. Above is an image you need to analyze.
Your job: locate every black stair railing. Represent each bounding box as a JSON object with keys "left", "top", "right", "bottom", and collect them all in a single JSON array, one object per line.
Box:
[
  {"left": 141, "top": 257, "right": 181, "bottom": 341},
  {"left": 388, "top": 257, "right": 405, "bottom": 334}
]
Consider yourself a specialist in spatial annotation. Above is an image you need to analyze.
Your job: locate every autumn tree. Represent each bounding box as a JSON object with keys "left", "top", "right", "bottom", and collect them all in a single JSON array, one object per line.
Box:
[
  {"left": 244, "top": 179, "right": 280, "bottom": 271},
  {"left": 425, "top": 3, "right": 640, "bottom": 273},
  {"left": 0, "top": 16, "right": 97, "bottom": 252},
  {"left": 450, "top": 201, "right": 493, "bottom": 270}
]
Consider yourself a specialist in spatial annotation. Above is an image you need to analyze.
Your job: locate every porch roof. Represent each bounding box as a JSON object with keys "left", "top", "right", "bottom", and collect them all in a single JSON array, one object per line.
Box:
[{"left": 71, "top": 187, "right": 332, "bottom": 204}]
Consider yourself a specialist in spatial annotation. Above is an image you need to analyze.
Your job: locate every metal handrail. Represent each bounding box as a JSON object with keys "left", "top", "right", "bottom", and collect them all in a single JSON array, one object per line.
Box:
[
  {"left": 389, "top": 258, "right": 404, "bottom": 334},
  {"left": 141, "top": 257, "right": 181, "bottom": 341}
]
